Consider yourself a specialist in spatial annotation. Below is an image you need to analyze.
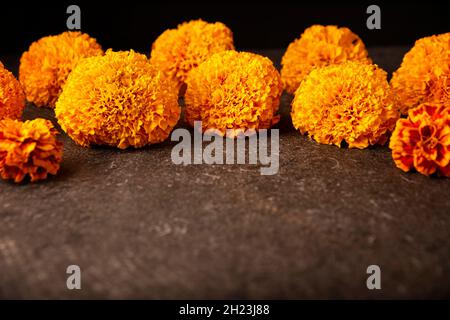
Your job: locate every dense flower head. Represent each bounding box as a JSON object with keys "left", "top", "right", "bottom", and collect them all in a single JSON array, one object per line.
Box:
[
  {"left": 390, "top": 33, "right": 450, "bottom": 115},
  {"left": 0, "top": 62, "right": 25, "bottom": 120},
  {"left": 389, "top": 103, "right": 450, "bottom": 177},
  {"left": 281, "top": 25, "right": 371, "bottom": 94},
  {"left": 55, "top": 49, "right": 181, "bottom": 149},
  {"left": 150, "top": 19, "right": 235, "bottom": 92},
  {"left": 291, "top": 61, "right": 399, "bottom": 149},
  {"left": 185, "top": 50, "right": 282, "bottom": 136},
  {"left": 19, "top": 31, "right": 103, "bottom": 108},
  {"left": 0, "top": 118, "right": 62, "bottom": 183}
]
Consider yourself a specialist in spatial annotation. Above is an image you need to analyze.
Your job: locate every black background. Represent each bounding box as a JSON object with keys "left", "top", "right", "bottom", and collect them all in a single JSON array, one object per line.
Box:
[{"left": 1, "top": 1, "right": 449, "bottom": 54}]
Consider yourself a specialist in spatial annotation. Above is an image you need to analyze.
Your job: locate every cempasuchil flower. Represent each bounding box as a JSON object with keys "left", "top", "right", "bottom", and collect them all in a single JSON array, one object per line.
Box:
[
  {"left": 19, "top": 31, "right": 103, "bottom": 108},
  {"left": 0, "top": 118, "right": 62, "bottom": 183},
  {"left": 281, "top": 25, "right": 371, "bottom": 94},
  {"left": 150, "top": 19, "right": 234, "bottom": 92},
  {"left": 291, "top": 61, "right": 399, "bottom": 149},
  {"left": 389, "top": 103, "right": 450, "bottom": 177},
  {"left": 185, "top": 50, "right": 282, "bottom": 136},
  {"left": 0, "top": 62, "right": 25, "bottom": 120},
  {"left": 390, "top": 33, "right": 450, "bottom": 115},
  {"left": 55, "top": 50, "right": 181, "bottom": 149}
]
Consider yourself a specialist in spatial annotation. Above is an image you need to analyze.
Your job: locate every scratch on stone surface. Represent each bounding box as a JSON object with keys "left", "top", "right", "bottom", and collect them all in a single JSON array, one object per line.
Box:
[
  {"left": 379, "top": 211, "right": 394, "bottom": 221},
  {"left": 404, "top": 234, "right": 415, "bottom": 244},
  {"left": 203, "top": 173, "right": 220, "bottom": 180},
  {"left": 109, "top": 161, "right": 118, "bottom": 169},
  {"left": 399, "top": 174, "right": 418, "bottom": 184},
  {"left": 116, "top": 179, "right": 129, "bottom": 186},
  {"left": 328, "top": 157, "right": 340, "bottom": 170},
  {"left": 0, "top": 238, "right": 19, "bottom": 265},
  {"left": 410, "top": 256, "right": 423, "bottom": 269},
  {"left": 155, "top": 223, "right": 172, "bottom": 237},
  {"left": 153, "top": 219, "right": 188, "bottom": 237}
]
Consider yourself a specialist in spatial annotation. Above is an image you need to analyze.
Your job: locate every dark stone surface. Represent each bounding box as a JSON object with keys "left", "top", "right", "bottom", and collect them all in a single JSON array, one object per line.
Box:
[{"left": 0, "top": 48, "right": 449, "bottom": 299}]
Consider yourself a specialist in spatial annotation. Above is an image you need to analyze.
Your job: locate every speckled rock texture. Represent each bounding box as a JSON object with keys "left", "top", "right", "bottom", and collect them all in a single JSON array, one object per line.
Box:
[{"left": 0, "top": 48, "right": 449, "bottom": 299}]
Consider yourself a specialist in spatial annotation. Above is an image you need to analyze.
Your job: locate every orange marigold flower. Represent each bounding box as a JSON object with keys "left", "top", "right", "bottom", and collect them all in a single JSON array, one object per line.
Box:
[
  {"left": 185, "top": 50, "right": 282, "bottom": 136},
  {"left": 390, "top": 33, "right": 450, "bottom": 115},
  {"left": 389, "top": 103, "right": 450, "bottom": 177},
  {"left": 281, "top": 25, "right": 371, "bottom": 94},
  {"left": 150, "top": 19, "right": 234, "bottom": 93},
  {"left": 0, "top": 118, "right": 62, "bottom": 183},
  {"left": 291, "top": 61, "right": 399, "bottom": 149},
  {"left": 55, "top": 50, "right": 181, "bottom": 149},
  {"left": 0, "top": 62, "right": 25, "bottom": 120},
  {"left": 19, "top": 31, "right": 103, "bottom": 108}
]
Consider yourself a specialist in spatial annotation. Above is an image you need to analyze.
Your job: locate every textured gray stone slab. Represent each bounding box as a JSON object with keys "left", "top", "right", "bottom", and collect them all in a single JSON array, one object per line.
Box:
[{"left": 0, "top": 47, "right": 449, "bottom": 299}]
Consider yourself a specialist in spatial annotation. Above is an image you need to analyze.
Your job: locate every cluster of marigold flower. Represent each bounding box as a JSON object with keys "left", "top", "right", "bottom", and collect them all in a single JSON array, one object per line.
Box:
[{"left": 0, "top": 20, "right": 449, "bottom": 182}]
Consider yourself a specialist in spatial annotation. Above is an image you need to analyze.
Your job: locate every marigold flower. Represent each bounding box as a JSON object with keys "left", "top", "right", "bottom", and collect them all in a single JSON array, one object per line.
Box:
[
  {"left": 390, "top": 33, "right": 450, "bottom": 115},
  {"left": 281, "top": 25, "right": 371, "bottom": 94},
  {"left": 19, "top": 31, "right": 103, "bottom": 108},
  {"left": 55, "top": 50, "right": 181, "bottom": 149},
  {"left": 185, "top": 50, "right": 282, "bottom": 136},
  {"left": 291, "top": 61, "right": 399, "bottom": 149},
  {"left": 0, "top": 118, "right": 62, "bottom": 183},
  {"left": 389, "top": 103, "right": 450, "bottom": 177},
  {"left": 150, "top": 19, "right": 234, "bottom": 92},
  {"left": 0, "top": 63, "right": 25, "bottom": 120}
]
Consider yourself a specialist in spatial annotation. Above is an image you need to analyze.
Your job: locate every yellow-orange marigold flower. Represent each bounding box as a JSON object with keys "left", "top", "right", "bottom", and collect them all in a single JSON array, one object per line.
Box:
[
  {"left": 0, "top": 118, "right": 62, "bottom": 183},
  {"left": 55, "top": 50, "right": 181, "bottom": 149},
  {"left": 185, "top": 50, "right": 282, "bottom": 136},
  {"left": 0, "top": 62, "right": 25, "bottom": 120},
  {"left": 389, "top": 103, "right": 450, "bottom": 177},
  {"left": 390, "top": 33, "right": 450, "bottom": 115},
  {"left": 150, "top": 19, "right": 234, "bottom": 92},
  {"left": 291, "top": 61, "right": 399, "bottom": 149},
  {"left": 281, "top": 25, "right": 371, "bottom": 94},
  {"left": 19, "top": 31, "right": 103, "bottom": 108}
]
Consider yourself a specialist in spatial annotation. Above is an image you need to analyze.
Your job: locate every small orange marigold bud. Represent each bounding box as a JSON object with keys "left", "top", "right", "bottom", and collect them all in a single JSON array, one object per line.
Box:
[
  {"left": 150, "top": 19, "right": 234, "bottom": 92},
  {"left": 291, "top": 61, "right": 399, "bottom": 149},
  {"left": 281, "top": 25, "right": 371, "bottom": 94},
  {"left": 185, "top": 50, "right": 282, "bottom": 136},
  {"left": 0, "top": 62, "right": 25, "bottom": 120},
  {"left": 19, "top": 31, "right": 103, "bottom": 108},
  {"left": 389, "top": 103, "right": 450, "bottom": 177},
  {"left": 0, "top": 118, "right": 62, "bottom": 183},
  {"left": 390, "top": 33, "right": 450, "bottom": 115},
  {"left": 55, "top": 50, "right": 181, "bottom": 149}
]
